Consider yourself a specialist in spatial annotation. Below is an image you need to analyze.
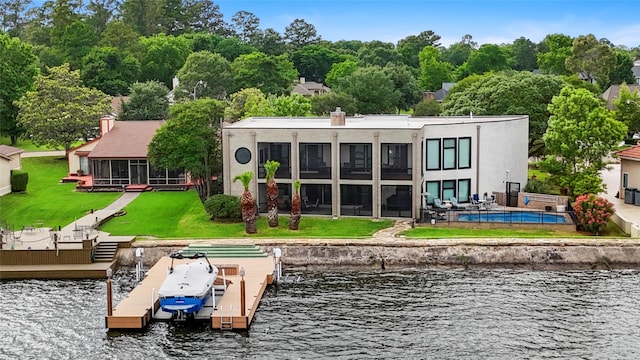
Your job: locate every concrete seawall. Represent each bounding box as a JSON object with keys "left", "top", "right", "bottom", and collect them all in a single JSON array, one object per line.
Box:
[{"left": 117, "top": 239, "right": 640, "bottom": 271}]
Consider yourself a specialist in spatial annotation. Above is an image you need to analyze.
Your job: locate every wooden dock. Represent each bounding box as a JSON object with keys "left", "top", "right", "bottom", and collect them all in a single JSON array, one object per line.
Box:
[{"left": 105, "top": 254, "right": 276, "bottom": 330}]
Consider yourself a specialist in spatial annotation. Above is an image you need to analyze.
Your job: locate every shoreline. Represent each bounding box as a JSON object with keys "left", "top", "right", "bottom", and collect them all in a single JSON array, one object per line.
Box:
[{"left": 117, "top": 238, "right": 640, "bottom": 271}]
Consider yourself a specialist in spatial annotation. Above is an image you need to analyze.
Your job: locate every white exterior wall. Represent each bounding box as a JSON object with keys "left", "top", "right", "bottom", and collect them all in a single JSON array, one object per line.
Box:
[
  {"left": 0, "top": 154, "right": 22, "bottom": 196},
  {"left": 67, "top": 140, "right": 99, "bottom": 175},
  {"left": 422, "top": 116, "right": 529, "bottom": 200},
  {"left": 222, "top": 115, "right": 529, "bottom": 219}
]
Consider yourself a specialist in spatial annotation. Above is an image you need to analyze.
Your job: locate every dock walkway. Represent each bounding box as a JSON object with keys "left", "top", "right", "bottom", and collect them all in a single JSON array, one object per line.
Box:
[{"left": 106, "top": 252, "right": 275, "bottom": 331}]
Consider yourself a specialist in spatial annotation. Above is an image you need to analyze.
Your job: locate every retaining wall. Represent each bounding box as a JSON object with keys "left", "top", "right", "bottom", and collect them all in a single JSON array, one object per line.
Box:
[{"left": 118, "top": 240, "right": 640, "bottom": 270}]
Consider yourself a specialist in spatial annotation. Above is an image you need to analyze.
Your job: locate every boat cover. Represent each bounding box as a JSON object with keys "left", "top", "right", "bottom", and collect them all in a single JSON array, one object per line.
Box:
[{"left": 158, "top": 260, "right": 218, "bottom": 298}]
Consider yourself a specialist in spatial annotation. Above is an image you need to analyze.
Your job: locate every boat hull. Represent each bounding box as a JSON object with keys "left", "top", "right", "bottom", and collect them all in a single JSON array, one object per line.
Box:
[
  {"left": 159, "top": 295, "right": 210, "bottom": 314},
  {"left": 158, "top": 257, "right": 218, "bottom": 316}
]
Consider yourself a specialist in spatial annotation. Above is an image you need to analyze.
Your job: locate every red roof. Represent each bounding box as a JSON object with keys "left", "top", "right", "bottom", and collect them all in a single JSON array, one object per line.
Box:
[
  {"left": 89, "top": 121, "right": 164, "bottom": 158},
  {"left": 616, "top": 144, "right": 640, "bottom": 160}
]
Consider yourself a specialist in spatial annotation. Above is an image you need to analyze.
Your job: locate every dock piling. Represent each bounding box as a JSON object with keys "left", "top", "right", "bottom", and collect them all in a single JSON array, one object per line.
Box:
[
  {"left": 106, "top": 268, "right": 113, "bottom": 316},
  {"left": 240, "top": 267, "right": 246, "bottom": 317}
]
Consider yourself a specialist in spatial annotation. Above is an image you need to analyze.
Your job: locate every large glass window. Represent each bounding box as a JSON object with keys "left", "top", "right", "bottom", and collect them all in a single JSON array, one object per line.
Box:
[
  {"left": 382, "top": 185, "right": 412, "bottom": 218},
  {"left": 340, "top": 143, "right": 372, "bottom": 180},
  {"left": 457, "top": 179, "right": 471, "bottom": 203},
  {"left": 381, "top": 143, "right": 412, "bottom": 180},
  {"left": 340, "top": 184, "right": 372, "bottom": 216},
  {"left": 425, "top": 181, "right": 440, "bottom": 205},
  {"left": 300, "top": 184, "right": 332, "bottom": 215},
  {"left": 458, "top": 137, "right": 471, "bottom": 169},
  {"left": 443, "top": 138, "right": 456, "bottom": 170},
  {"left": 258, "top": 142, "right": 291, "bottom": 179},
  {"left": 426, "top": 139, "right": 440, "bottom": 170},
  {"left": 299, "top": 143, "right": 331, "bottom": 179},
  {"left": 442, "top": 180, "right": 456, "bottom": 201}
]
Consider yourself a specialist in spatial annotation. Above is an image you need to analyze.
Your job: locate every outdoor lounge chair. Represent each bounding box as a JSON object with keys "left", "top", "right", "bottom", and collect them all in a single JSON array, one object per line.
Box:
[
  {"left": 433, "top": 198, "right": 448, "bottom": 210},
  {"left": 471, "top": 194, "right": 483, "bottom": 209},
  {"left": 449, "top": 197, "right": 469, "bottom": 210}
]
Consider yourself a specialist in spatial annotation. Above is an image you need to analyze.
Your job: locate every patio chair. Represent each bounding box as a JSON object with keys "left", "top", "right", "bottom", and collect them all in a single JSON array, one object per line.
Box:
[
  {"left": 470, "top": 194, "right": 483, "bottom": 209},
  {"left": 433, "top": 198, "right": 448, "bottom": 210},
  {"left": 449, "top": 197, "right": 469, "bottom": 210},
  {"left": 432, "top": 198, "right": 448, "bottom": 219},
  {"left": 304, "top": 198, "right": 319, "bottom": 209},
  {"left": 486, "top": 194, "right": 498, "bottom": 209}
]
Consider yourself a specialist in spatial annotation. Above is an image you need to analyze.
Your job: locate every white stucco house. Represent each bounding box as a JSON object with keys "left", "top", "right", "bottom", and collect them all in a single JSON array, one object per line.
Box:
[
  {"left": 221, "top": 108, "right": 529, "bottom": 219},
  {"left": 0, "top": 145, "right": 24, "bottom": 196}
]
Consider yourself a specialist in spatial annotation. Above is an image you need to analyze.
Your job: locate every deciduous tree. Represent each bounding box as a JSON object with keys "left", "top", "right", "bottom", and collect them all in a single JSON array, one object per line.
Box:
[
  {"left": 537, "top": 33, "right": 573, "bottom": 75},
  {"left": 613, "top": 84, "right": 640, "bottom": 137},
  {"left": 442, "top": 71, "right": 565, "bottom": 157},
  {"left": 15, "top": 64, "right": 111, "bottom": 155},
  {"left": 231, "top": 51, "right": 298, "bottom": 95},
  {"left": 333, "top": 66, "right": 400, "bottom": 114},
  {"left": 139, "top": 34, "right": 191, "bottom": 87},
  {"left": 148, "top": 99, "right": 225, "bottom": 202},
  {"left": 290, "top": 44, "right": 343, "bottom": 83},
  {"left": 540, "top": 87, "right": 627, "bottom": 195},
  {"left": 418, "top": 45, "right": 452, "bottom": 91},
  {"left": 357, "top": 40, "right": 400, "bottom": 67},
  {"left": 565, "top": 34, "right": 615, "bottom": 88},
  {"left": 0, "top": 33, "right": 39, "bottom": 146},
  {"left": 119, "top": 80, "right": 169, "bottom": 120},
  {"left": 81, "top": 46, "right": 140, "bottom": 96},
  {"left": 175, "top": 51, "right": 232, "bottom": 100},
  {"left": 466, "top": 44, "right": 509, "bottom": 75},
  {"left": 396, "top": 30, "right": 441, "bottom": 68}
]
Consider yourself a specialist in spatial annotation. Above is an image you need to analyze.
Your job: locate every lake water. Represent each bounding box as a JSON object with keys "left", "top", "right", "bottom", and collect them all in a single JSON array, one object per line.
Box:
[{"left": 1, "top": 268, "right": 640, "bottom": 359}]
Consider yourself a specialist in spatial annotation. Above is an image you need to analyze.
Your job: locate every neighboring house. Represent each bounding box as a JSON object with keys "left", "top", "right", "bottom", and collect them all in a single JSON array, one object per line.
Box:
[
  {"left": 0, "top": 145, "right": 24, "bottom": 196},
  {"left": 633, "top": 59, "right": 640, "bottom": 85},
  {"left": 616, "top": 144, "right": 640, "bottom": 202},
  {"left": 221, "top": 108, "right": 529, "bottom": 219},
  {"left": 434, "top": 82, "right": 456, "bottom": 102},
  {"left": 602, "top": 84, "right": 640, "bottom": 109},
  {"left": 67, "top": 116, "right": 188, "bottom": 191},
  {"left": 291, "top": 77, "right": 331, "bottom": 97}
]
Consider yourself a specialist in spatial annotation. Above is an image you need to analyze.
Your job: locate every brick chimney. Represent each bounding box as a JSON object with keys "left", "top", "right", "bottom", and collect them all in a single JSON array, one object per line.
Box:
[
  {"left": 100, "top": 115, "right": 115, "bottom": 135},
  {"left": 330, "top": 107, "right": 346, "bottom": 126}
]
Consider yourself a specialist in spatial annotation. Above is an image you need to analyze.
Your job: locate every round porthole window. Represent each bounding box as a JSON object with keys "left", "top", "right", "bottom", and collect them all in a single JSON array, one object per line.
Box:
[{"left": 235, "top": 147, "right": 251, "bottom": 164}]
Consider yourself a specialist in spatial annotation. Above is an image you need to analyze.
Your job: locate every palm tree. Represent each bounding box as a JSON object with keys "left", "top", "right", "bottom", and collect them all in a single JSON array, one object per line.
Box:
[
  {"left": 264, "top": 160, "right": 280, "bottom": 227},
  {"left": 289, "top": 180, "right": 301, "bottom": 230},
  {"left": 233, "top": 171, "right": 257, "bottom": 234}
]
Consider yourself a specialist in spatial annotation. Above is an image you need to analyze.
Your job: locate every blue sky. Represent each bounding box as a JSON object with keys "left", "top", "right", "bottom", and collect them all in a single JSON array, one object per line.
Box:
[{"left": 214, "top": 0, "right": 640, "bottom": 47}]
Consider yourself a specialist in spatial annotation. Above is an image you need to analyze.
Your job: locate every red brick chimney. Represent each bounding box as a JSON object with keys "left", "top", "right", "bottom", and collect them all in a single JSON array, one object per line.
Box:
[{"left": 330, "top": 107, "right": 346, "bottom": 126}]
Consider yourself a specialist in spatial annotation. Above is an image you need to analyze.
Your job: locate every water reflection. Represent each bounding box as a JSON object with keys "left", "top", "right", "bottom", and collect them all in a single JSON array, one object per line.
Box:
[{"left": 1, "top": 269, "right": 640, "bottom": 359}]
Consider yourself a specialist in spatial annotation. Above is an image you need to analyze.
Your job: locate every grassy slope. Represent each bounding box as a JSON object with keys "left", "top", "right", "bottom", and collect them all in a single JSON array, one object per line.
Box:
[
  {"left": 101, "top": 190, "right": 394, "bottom": 238},
  {"left": 0, "top": 157, "right": 120, "bottom": 229}
]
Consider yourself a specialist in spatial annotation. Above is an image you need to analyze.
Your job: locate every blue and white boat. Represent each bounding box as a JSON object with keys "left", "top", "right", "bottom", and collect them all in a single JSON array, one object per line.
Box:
[{"left": 158, "top": 252, "right": 218, "bottom": 317}]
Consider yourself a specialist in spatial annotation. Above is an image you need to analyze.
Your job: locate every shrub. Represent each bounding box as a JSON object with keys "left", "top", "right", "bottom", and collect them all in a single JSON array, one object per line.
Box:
[
  {"left": 204, "top": 194, "right": 241, "bottom": 220},
  {"left": 572, "top": 194, "right": 614, "bottom": 235},
  {"left": 413, "top": 98, "right": 441, "bottom": 116},
  {"left": 11, "top": 170, "right": 28, "bottom": 192},
  {"left": 524, "top": 178, "right": 552, "bottom": 194}
]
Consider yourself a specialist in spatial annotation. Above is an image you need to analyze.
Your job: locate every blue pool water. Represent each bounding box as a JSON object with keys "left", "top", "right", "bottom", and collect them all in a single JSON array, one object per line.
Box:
[{"left": 457, "top": 211, "right": 567, "bottom": 224}]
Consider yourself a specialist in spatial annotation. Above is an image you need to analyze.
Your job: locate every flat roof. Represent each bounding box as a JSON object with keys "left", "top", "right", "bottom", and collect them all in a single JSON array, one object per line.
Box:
[{"left": 225, "top": 114, "right": 528, "bottom": 130}]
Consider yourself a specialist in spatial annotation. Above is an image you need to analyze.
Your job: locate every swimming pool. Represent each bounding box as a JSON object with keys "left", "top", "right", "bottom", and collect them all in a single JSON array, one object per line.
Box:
[{"left": 457, "top": 211, "right": 567, "bottom": 224}]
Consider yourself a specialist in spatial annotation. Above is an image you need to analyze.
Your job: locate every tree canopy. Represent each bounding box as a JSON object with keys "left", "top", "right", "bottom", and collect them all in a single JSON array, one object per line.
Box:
[
  {"left": 148, "top": 98, "right": 225, "bottom": 202},
  {"left": 231, "top": 51, "right": 298, "bottom": 95},
  {"left": 442, "top": 71, "right": 565, "bottom": 157},
  {"left": 540, "top": 87, "right": 627, "bottom": 196},
  {"left": 119, "top": 81, "right": 169, "bottom": 120},
  {"left": 175, "top": 50, "right": 232, "bottom": 100},
  {"left": 15, "top": 64, "right": 111, "bottom": 154},
  {"left": 0, "top": 32, "right": 39, "bottom": 145}
]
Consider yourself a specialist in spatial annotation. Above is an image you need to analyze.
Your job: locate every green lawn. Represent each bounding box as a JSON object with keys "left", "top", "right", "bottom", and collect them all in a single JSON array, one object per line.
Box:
[
  {"left": 0, "top": 136, "right": 62, "bottom": 151},
  {"left": 101, "top": 190, "right": 394, "bottom": 238},
  {"left": 402, "top": 220, "right": 627, "bottom": 238},
  {"left": 0, "top": 157, "right": 120, "bottom": 229}
]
